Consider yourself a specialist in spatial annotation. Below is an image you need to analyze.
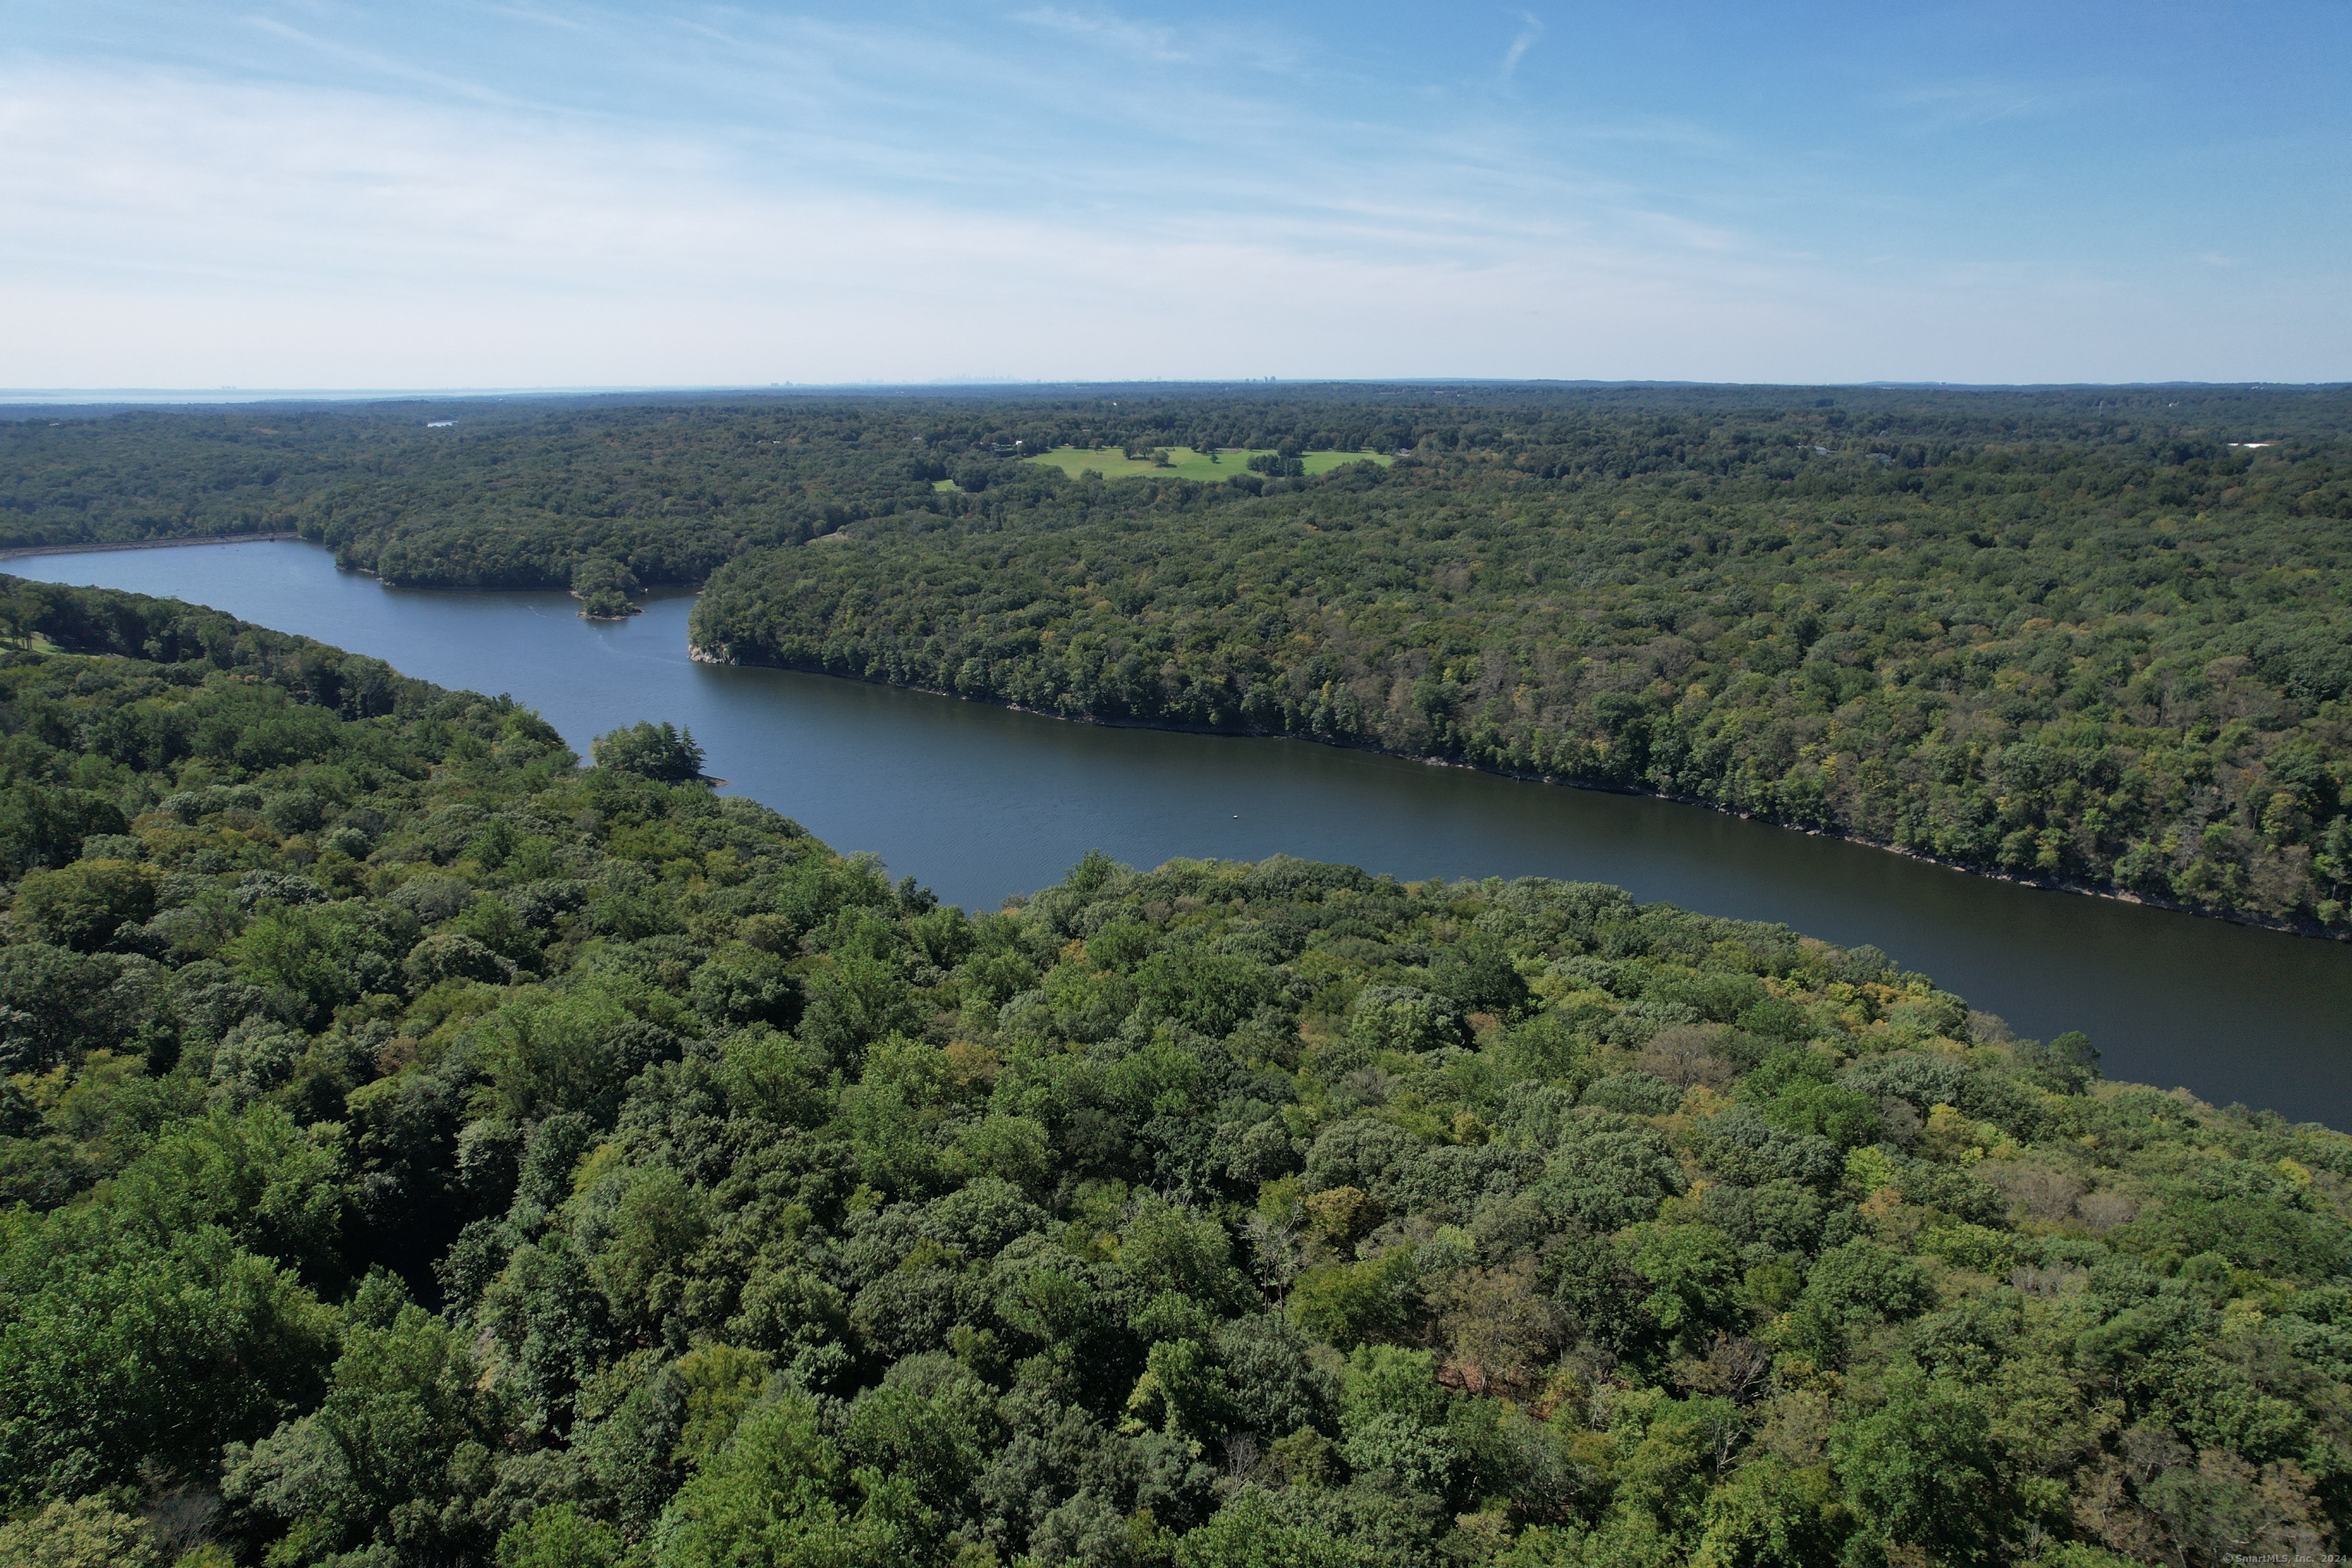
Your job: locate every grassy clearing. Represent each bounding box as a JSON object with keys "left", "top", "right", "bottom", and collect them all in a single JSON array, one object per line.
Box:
[{"left": 1024, "top": 446, "right": 1394, "bottom": 483}]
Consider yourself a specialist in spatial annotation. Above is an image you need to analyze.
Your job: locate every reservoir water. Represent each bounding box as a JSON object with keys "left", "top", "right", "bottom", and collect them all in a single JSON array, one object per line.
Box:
[{"left": 13, "top": 539, "right": 2352, "bottom": 1127}]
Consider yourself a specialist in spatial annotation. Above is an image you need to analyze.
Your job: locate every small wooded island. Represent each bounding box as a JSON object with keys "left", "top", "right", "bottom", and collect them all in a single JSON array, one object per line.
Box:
[{"left": 0, "top": 579, "right": 2346, "bottom": 1567}]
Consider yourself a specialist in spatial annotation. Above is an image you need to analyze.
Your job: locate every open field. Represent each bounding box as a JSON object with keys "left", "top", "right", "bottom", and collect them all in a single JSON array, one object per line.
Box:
[{"left": 1023, "top": 445, "right": 1395, "bottom": 482}]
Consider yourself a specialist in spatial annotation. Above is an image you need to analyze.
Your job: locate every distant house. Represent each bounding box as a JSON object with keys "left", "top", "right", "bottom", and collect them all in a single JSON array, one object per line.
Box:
[{"left": 426, "top": 420, "right": 456, "bottom": 429}]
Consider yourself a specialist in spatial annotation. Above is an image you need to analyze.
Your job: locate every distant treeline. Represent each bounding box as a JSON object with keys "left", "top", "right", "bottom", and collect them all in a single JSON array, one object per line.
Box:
[
  {"left": 8, "top": 386, "right": 2352, "bottom": 933},
  {"left": 2, "top": 384, "right": 2341, "bottom": 587}
]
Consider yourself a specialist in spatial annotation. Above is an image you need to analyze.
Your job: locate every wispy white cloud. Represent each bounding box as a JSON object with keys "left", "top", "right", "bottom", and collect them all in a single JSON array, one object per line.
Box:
[
  {"left": 1501, "top": 12, "right": 1542, "bottom": 78},
  {"left": 1011, "top": 6, "right": 1190, "bottom": 63},
  {"left": 242, "top": 14, "right": 531, "bottom": 108},
  {"left": 0, "top": 59, "right": 1869, "bottom": 385},
  {"left": 1872, "top": 75, "right": 2120, "bottom": 136},
  {"left": 0, "top": 2, "right": 2339, "bottom": 386}
]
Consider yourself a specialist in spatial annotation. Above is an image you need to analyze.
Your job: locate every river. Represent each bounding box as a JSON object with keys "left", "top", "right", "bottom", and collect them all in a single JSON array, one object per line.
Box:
[{"left": 12, "top": 539, "right": 2352, "bottom": 1126}]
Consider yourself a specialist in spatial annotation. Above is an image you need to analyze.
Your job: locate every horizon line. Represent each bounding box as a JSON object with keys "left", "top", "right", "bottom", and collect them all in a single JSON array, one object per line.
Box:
[{"left": 4, "top": 377, "right": 2347, "bottom": 411}]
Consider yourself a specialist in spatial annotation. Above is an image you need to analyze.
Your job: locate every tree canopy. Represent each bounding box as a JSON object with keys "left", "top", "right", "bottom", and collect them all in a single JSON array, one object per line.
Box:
[
  {"left": 2, "top": 579, "right": 2349, "bottom": 1566},
  {"left": 589, "top": 723, "right": 706, "bottom": 783},
  {"left": 8, "top": 384, "right": 2350, "bottom": 931}
]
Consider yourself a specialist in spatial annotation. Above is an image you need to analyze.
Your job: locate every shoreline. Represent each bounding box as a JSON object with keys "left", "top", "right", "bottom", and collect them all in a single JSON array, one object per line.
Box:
[
  {"left": 689, "top": 640, "right": 2350, "bottom": 947},
  {"left": 2, "top": 528, "right": 2328, "bottom": 948},
  {"left": 0, "top": 531, "right": 303, "bottom": 561}
]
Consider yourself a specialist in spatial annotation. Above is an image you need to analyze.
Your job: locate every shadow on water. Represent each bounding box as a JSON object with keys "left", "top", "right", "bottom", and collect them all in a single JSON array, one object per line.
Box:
[{"left": 15, "top": 539, "right": 2352, "bottom": 1126}]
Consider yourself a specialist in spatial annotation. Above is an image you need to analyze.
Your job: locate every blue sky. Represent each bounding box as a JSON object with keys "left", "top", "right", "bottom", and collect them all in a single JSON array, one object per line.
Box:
[{"left": 3, "top": 1, "right": 2346, "bottom": 387}]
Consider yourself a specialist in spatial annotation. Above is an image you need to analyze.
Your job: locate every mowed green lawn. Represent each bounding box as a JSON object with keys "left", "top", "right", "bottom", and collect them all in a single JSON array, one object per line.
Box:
[{"left": 1024, "top": 446, "right": 1395, "bottom": 482}]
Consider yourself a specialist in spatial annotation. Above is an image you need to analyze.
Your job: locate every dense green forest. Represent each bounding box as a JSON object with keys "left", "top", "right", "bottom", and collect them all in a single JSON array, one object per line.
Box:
[
  {"left": 6, "top": 384, "right": 2351, "bottom": 929},
  {"left": 4, "top": 579, "right": 2352, "bottom": 1567}
]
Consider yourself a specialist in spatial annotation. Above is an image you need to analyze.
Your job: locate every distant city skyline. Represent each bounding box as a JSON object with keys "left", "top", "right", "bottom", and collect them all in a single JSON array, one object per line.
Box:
[{"left": 4, "top": 1, "right": 2346, "bottom": 388}]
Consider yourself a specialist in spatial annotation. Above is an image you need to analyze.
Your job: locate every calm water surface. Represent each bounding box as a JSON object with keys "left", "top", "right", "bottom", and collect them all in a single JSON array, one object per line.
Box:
[{"left": 16, "top": 540, "right": 2352, "bottom": 1126}]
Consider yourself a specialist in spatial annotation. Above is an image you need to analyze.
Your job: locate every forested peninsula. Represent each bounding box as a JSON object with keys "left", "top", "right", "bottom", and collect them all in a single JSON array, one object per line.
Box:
[
  {"left": 7, "top": 384, "right": 2350, "bottom": 933},
  {"left": 4, "top": 578, "right": 2352, "bottom": 1568}
]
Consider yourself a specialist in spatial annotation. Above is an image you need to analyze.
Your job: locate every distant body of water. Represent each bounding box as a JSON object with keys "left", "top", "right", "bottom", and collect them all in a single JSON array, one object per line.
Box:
[{"left": 15, "top": 539, "right": 2352, "bottom": 1126}]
